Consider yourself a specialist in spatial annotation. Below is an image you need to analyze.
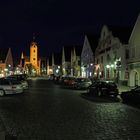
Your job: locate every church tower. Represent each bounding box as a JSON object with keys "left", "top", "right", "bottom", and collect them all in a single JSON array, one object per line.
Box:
[{"left": 30, "top": 35, "right": 40, "bottom": 74}]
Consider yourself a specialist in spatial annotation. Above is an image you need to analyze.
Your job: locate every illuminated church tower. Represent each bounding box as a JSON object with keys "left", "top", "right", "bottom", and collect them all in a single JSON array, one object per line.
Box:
[
  {"left": 30, "top": 36, "right": 40, "bottom": 75},
  {"left": 19, "top": 35, "right": 41, "bottom": 75}
]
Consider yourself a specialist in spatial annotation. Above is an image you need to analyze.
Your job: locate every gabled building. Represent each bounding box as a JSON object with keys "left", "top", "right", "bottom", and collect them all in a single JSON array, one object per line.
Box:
[
  {"left": 62, "top": 45, "right": 82, "bottom": 77},
  {"left": 127, "top": 14, "right": 140, "bottom": 86},
  {"left": 40, "top": 57, "right": 47, "bottom": 75},
  {"left": 71, "top": 46, "right": 82, "bottom": 77},
  {"left": 81, "top": 34, "right": 98, "bottom": 78},
  {"left": 47, "top": 56, "right": 53, "bottom": 76},
  {"left": 0, "top": 48, "right": 13, "bottom": 77},
  {"left": 95, "top": 25, "right": 131, "bottom": 84},
  {"left": 51, "top": 52, "right": 62, "bottom": 76},
  {"left": 62, "top": 46, "right": 72, "bottom": 76}
]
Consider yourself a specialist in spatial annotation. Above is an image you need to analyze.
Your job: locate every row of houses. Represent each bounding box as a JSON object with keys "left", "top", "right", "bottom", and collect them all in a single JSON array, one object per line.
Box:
[
  {"left": 0, "top": 14, "right": 139, "bottom": 87},
  {"left": 48, "top": 14, "right": 140, "bottom": 87}
]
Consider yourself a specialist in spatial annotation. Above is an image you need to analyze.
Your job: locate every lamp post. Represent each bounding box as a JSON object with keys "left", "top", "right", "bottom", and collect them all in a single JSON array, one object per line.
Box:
[{"left": 115, "top": 58, "right": 121, "bottom": 84}]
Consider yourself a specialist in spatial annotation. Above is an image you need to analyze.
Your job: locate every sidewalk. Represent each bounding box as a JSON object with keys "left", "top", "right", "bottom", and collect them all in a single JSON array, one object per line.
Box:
[{"left": 118, "top": 85, "right": 133, "bottom": 93}]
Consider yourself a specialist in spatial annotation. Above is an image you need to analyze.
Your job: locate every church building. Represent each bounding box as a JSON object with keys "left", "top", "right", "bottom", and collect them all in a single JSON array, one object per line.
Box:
[{"left": 20, "top": 37, "right": 41, "bottom": 76}]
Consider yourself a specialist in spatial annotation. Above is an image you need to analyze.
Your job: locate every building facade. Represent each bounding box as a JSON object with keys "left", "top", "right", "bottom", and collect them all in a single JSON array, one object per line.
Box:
[
  {"left": 95, "top": 25, "right": 129, "bottom": 84},
  {"left": 20, "top": 39, "right": 41, "bottom": 76},
  {"left": 81, "top": 35, "right": 95, "bottom": 78},
  {"left": 127, "top": 14, "right": 140, "bottom": 86},
  {"left": 62, "top": 46, "right": 71, "bottom": 76},
  {"left": 0, "top": 48, "right": 13, "bottom": 77}
]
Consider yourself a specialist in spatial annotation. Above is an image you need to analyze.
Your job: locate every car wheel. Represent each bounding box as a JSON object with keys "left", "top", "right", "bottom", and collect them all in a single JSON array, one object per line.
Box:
[{"left": 0, "top": 90, "right": 5, "bottom": 97}]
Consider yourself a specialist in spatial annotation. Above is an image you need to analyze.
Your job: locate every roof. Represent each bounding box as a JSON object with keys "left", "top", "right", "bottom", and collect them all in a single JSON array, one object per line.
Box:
[
  {"left": 108, "top": 25, "right": 132, "bottom": 44},
  {"left": 86, "top": 33, "right": 99, "bottom": 52},
  {"left": 0, "top": 48, "right": 9, "bottom": 63},
  {"left": 24, "top": 56, "right": 30, "bottom": 62},
  {"left": 129, "top": 14, "right": 140, "bottom": 44}
]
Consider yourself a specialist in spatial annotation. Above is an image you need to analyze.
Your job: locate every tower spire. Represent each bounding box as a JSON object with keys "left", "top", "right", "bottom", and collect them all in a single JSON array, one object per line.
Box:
[
  {"left": 33, "top": 33, "right": 36, "bottom": 41},
  {"left": 21, "top": 52, "right": 24, "bottom": 59}
]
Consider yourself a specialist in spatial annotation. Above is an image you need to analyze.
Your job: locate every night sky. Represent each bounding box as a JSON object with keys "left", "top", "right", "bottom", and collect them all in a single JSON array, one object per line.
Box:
[{"left": 0, "top": 0, "right": 140, "bottom": 58}]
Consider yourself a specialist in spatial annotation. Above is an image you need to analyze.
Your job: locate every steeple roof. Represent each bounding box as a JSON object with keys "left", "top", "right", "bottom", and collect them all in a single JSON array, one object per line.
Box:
[
  {"left": 129, "top": 14, "right": 140, "bottom": 45},
  {"left": 0, "top": 48, "right": 9, "bottom": 63},
  {"left": 86, "top": 33, "right": 99, "bottom": 53}
]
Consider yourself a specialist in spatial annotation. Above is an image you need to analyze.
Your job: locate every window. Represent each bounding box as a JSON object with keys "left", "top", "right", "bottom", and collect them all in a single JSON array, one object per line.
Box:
[
  {"left": 97, "top": 59, "right": 99, "bottom": 64},
  {"left": 107, "top": 54, "right": 110, "bottom": 62},
  {"left": 33, "top": 58, "right": 36, "bottom": 61},
  {"left": 125, "top": 49, "right": 129, "bottom": 59},
  {"left": 101, "top": 56, "right": 103, "bottom": 63},
  {"left": 103, "top": 31, "right": 105, "bottom": 37},
  {"left": 34, "top": 50, "right": 36, "bottom": 53},
  {"left": 113, "top": 52, "right": 117, "bottom": 61},
  {"left": 109, "top": 40, "right": 111, "bottom": 44},
  {"left": 132, "top": 48, "right": 135, "bottom": 58}
]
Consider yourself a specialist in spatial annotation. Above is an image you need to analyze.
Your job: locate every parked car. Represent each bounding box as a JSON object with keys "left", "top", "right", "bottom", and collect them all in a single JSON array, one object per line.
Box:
[
  {"left": 73, "top": 78, "right": 92, "bottom": 89},
  {"left": 121, "top": 86, "right": 140, "bottom": 104},
  {"left": 0, "top": 78, "right": 24, "bottom": 96},
  {"left": 6, "top": 74, "right": 29, "bottom": 89},
  {"left": 88, "top": 81, "right": 119, "bottom": 97}
]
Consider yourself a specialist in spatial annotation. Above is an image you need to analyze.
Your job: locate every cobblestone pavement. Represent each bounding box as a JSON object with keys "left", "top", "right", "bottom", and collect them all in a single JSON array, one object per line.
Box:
[{"left": 0, "top": 79, "right": 140, "bottom": 140}]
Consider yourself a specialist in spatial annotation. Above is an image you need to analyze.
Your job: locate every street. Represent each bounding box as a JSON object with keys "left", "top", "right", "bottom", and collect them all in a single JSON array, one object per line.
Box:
[{"left": 0, "top": 78, "right": 140, "bottom": 140}]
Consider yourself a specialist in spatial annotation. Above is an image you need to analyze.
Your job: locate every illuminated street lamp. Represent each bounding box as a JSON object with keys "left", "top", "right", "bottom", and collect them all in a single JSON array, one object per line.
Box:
[
  {"left": 111, "top": 64, "right": 114, "bottom": 68},
  {"left": 106, "top": 65, "right": 110, "bottom": 69},
  {"left": 115, "top": 58, "right": 121, "bottom": 84}
]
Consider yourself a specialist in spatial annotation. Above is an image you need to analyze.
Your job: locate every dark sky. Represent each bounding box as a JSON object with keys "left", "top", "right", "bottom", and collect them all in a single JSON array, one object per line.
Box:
[{"left": 0, "top": 0, "right": 140, "bottom": 58}]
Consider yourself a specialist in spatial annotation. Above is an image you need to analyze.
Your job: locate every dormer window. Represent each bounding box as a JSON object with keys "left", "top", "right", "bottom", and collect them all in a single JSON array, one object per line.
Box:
[{"left": 104, "top": 31, "right": 105, "bottom": 37}]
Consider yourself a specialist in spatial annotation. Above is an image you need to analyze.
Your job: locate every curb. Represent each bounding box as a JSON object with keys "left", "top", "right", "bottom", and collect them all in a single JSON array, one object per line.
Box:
[{"left": 81, "top": 93, "right": 120, "bottom": 103}]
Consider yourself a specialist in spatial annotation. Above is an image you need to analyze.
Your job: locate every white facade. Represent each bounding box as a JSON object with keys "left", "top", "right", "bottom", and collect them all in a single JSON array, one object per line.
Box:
[
  {"left": 127, "top": 14, "right": 140, "bottom": 86},
  {"left": 95, "top": 25, "right": 128, "bottom": 83}
]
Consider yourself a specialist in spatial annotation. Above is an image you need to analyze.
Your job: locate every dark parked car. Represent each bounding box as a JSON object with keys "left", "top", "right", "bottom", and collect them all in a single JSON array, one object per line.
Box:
[
  {"left": 121, "top": 86, "right": 140, "bottom": 104},
  {"left": 88, "top": 81, "right": 119, "bottom": 97}
]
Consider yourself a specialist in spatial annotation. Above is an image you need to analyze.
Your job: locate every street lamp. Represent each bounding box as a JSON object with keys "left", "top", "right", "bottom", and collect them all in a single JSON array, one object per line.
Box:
[
  {"left": 115, "top": 58, "right": 121, "bottom": 84},
  {"left": 106, "top": 65, "right": 110, "bottom": 69}
]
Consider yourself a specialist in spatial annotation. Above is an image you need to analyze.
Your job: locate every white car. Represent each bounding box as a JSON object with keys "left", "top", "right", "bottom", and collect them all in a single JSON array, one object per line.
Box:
[
  {"left": 0, "top": 78, "right": 24, "bottom": 96},
  {"left": 6, "top": 75, "right": 29, "bottom": 90}
]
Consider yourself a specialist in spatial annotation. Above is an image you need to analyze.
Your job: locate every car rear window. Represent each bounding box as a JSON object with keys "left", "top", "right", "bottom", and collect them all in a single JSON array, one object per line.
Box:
[
  {"left": 0, "top": 79, "right": 10, "bottom": 85},
  {"left": 10, "top": 80, "right": 21, "bottom": 85}
]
